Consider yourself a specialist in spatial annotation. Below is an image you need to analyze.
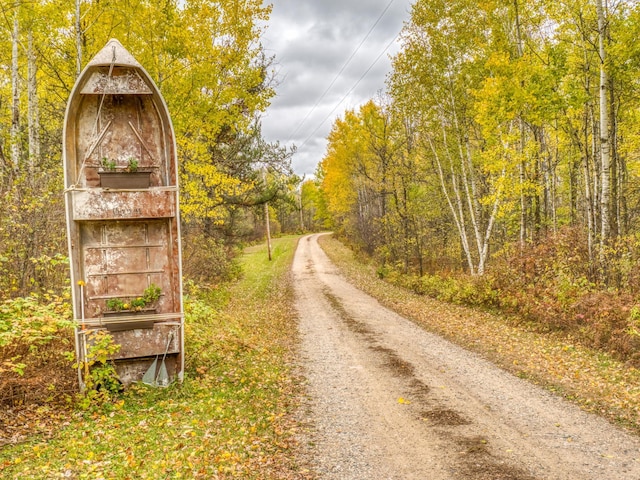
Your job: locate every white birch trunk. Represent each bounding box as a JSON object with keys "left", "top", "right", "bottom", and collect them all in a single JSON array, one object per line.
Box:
[
  {"left": 597, "top": 0, "right": 610, "bottom": 250},
  {"left": 446, "top": 85, "right": 483, "bottom": 261},
  {"left": 477, "top": 166, "right": 505, "bottom": 276},
  {"left": 428, "top": 135, "right": 475, "bottom": 275}
]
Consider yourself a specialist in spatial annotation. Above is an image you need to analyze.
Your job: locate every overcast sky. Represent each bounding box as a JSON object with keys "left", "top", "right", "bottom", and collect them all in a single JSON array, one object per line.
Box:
[{"left": 260, "top": 0, "right": 414, "bottom": 177}]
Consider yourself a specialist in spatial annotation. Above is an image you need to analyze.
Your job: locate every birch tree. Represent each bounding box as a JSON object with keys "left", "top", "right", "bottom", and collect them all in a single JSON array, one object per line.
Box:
[
  {"left": 597, "top": 0, "right": 610, "bottom": 251},
  {"left": 10, "top": 2, "right": 19, "bottom": 174},
  {"left": 388, "top": 0, "right": 508, "bottom": 275}
]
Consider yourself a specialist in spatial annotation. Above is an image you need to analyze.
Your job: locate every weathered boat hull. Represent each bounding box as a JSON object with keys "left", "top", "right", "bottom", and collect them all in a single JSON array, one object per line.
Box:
[{"left": 63, "top": 39, "right": 184, "bottom": 387}]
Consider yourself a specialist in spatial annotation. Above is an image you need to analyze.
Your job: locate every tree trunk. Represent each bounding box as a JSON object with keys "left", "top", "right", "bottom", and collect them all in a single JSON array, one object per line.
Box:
[
  {"left": 583, "top": 108, "right": 595, "bottom": 264},
  {"left": 597, "top": 0, "right": 610, "bottom": 252},
  {"left": 75, "top": 0, "right": 82, "bottom": 76},
  {"left": 428, "top": 134, "right": 475, "bottom": 275},
  {"left": 27, "top": 30, "right": 40, "bottom": 174},
  {"left": 11, "top": 9, "right": 20, "bottom": 173},
  {"left": 514, "top": 0, "right": 527, "bottom": 246}
]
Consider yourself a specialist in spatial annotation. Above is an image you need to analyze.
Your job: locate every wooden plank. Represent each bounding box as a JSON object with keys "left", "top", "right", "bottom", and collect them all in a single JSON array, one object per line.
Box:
[
  {"left": 71, "top": 189, "right": 176, "bottom": 220},
  {"left": 108, "top": 323, "right": 180, "bottom": 359},
  {"left": 79, "top": 68, "right": 153, "bottom": 95}
]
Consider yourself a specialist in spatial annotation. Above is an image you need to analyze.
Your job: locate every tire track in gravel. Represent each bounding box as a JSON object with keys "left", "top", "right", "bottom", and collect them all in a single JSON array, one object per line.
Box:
[
  {"left": 293, "top": 233, "right": 640, "bottom": 480},
  {"left": 322, "top": 288, "right": 536, "bottom": 480}
]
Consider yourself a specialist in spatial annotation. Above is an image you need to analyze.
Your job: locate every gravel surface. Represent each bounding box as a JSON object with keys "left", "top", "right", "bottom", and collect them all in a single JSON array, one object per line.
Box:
[{"left": 293, "top": 233, "right": 640, "bottom": 480}]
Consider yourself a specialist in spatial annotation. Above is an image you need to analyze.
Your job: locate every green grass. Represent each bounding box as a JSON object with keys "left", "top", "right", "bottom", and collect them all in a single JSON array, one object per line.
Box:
[{"left": 0, "top": 236, "right": 308, "bottom": 479}]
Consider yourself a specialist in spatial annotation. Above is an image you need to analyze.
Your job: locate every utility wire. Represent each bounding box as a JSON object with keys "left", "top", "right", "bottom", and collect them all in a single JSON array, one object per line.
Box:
[
  {"left": 298, "top": 32, "right": 400, "bottom": 151},
  {"left": 286, "top": 0, "right": 396, "bottom": 144}
]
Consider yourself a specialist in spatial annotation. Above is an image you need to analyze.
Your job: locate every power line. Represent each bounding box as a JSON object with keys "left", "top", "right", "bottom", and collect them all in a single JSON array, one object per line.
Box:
[
  {"left": 298, "top": 32, "right": 399, "bottom": 152},
  {"left": 286, "top": 0, "right": 397, "bottom": 144}
]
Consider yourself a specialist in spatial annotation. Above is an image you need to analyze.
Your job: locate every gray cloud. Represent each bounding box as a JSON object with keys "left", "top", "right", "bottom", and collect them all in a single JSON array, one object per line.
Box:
[{"left": 261, "top": 0, "right": 413, "bottom": 177}]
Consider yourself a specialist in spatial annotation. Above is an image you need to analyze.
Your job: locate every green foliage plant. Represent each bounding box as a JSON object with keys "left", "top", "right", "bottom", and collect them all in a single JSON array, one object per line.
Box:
[
  {"left": 0, "top": 293, "right": 75, "bottom": 408},
  {"left": 77, "top": 330, "right": 122, "bottom": 410},
  {"left": 182, "top": 229, "right": 242, "bottom": 287},
  {"left": 100, "top": 157, "right": 139, "bottom": 173},
  {"left": 100, "top": 157, "right": 116, "bottom": 171},
  {"left": 105, "top": 297, "right": 125, "bottom": 312},
  {"left": 104, "top": 284, "right": 161, "bottom": 313},
  {"left": 626, "top": 305, "right": 640, "bottom": 337},
  {"left": 125, "top": 157, "right": 139, "bottom": 172},
  {"left": 142, "top": 283, "right": 161, "bottom": 303}
]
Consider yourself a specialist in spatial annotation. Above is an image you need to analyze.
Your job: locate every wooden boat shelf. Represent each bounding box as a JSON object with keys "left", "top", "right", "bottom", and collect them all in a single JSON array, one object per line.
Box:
[
  {"left": 68, "top": 188, "right": 177, "bottom": 221},
  {"left": 64, "top": 39, "right": 184, "bottom": 388}
]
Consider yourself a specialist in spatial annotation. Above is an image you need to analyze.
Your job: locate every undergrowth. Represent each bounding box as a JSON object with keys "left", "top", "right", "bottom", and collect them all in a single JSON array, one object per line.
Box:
[
  {"left": 0, "top": 236, "right": 311, "bottom": 479},
  {"left": 0, "top": 292, "right": 76, "bottom": 409},
  {"left": 375, "top": 227, "right": 640, "bottom": 367}
]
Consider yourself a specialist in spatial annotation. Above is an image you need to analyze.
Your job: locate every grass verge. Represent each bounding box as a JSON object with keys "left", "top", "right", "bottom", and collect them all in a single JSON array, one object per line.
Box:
[
  {"left": 319, "top": 234, "right": 640, "bottom": 433},
  {"left": 0, "top": 236, "right": 311, "bottom": 479}
]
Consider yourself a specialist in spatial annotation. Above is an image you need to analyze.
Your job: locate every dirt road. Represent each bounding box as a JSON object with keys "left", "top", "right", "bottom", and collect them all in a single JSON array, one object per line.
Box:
[{"left": 292, "top": 234, "right": 640, "bottom": 479}]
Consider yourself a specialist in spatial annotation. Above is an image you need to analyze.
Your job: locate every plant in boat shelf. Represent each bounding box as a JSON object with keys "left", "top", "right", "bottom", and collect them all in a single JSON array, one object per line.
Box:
[
  {"left": 104, "top": 284, "right": 162, "bottom": 314},
  {"left": 101, "top": 157, "right": 117, "bottom": 171},
  {"left": 98, "top": 156, "right": 151, "bottom": 188},
  {"left": 125, "top": 157, "right": 139, "bottom": 172}
]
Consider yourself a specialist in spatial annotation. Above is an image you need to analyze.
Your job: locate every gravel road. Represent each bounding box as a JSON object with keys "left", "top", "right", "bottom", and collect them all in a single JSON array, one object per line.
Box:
[{"left": 292, "top": 233, "right": 640, "bottom": 480}]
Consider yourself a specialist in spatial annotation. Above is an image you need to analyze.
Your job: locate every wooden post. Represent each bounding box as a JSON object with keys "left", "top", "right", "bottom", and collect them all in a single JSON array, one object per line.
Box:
[
  {"left": 263, "top": 168, "right": 272, "bottom": 261},
  {"left": 265, "top": 201, "right": 272, "bottom": 261}
]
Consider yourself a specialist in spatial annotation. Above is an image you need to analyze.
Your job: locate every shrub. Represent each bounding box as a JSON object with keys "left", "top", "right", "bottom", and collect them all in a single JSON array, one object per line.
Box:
[
  {"left": 76, "top": 330, "right": 122, "bottom": 410},
  {"left": 376, "top": 227, "right": 640, "bottom": 366},
  {"left": 0, "top": 293, "right": 76, "bottom": 407},
  {"left": 182, "top": 230, "right": 241, "bottom": 286}
]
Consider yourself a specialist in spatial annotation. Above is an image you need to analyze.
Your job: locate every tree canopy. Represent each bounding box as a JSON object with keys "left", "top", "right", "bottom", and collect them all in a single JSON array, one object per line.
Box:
[{"left": 317, "top": 0, "right": 640, "bottom": 280}]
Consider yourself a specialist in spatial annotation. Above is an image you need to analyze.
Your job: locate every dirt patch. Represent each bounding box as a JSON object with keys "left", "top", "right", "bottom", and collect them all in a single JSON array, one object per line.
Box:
[
  {"left": 456, "top": 435, "right": 491, "bottom": 455},
  {"left": 454, "top": 436, "right": 537, "bottom": 479},
  {"left": 421, "top": 408, "right": 469, "bottom": 426},
  {"left": 323, "top": 289, "right": 375, "bottom": 337},
  {"left": 409, "top": 378, "right": 431, "bottom": 396},
  {"left": 369, "top": 345, "right": 415, "bottom": 377}
]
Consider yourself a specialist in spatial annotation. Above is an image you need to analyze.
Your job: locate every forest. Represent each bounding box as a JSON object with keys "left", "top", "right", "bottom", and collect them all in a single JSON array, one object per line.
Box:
[
  {"left": 2, "top": 0, "right": 640, "bottom": 437},
  {"left": 312, "top": 0, "right": 640, "bottom": 366}
]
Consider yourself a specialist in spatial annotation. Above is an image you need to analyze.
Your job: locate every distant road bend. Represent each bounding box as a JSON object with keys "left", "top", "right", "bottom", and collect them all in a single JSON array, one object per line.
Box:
[{"left": 293, "top": 233, "right": 640, "bottom": 480}]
